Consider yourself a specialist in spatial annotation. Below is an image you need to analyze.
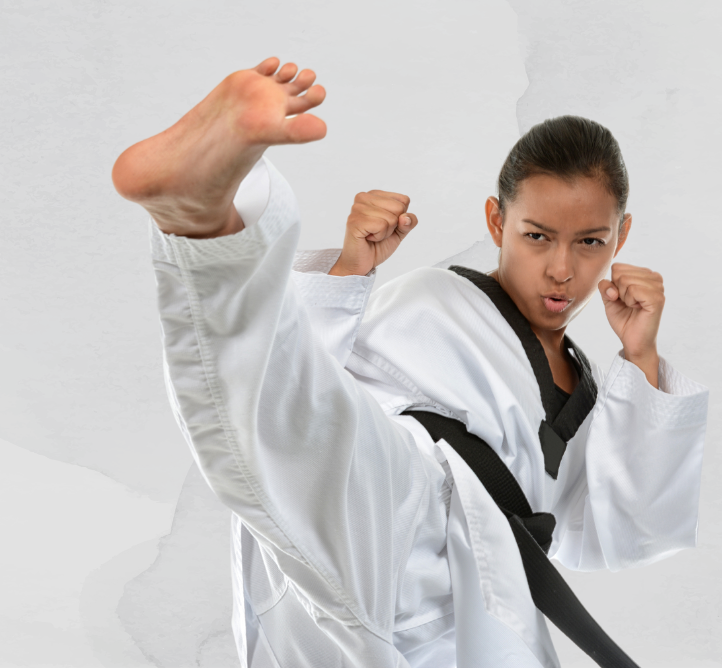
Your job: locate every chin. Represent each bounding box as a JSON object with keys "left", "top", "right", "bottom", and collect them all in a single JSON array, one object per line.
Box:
[{"left": 535, "top": 302, "right": 573, "bottom": 329}]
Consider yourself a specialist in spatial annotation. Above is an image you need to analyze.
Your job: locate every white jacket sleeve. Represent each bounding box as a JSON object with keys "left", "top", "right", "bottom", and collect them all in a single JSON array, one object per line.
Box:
[
  {"left": 150, "top": 156, "right": 430, "bottom": 642},
  {"left": 550, "top": 350, "right": 709, "bottom": 572},
  {"left": 291, "top": 250, "right": 376, "bottom": 369}
]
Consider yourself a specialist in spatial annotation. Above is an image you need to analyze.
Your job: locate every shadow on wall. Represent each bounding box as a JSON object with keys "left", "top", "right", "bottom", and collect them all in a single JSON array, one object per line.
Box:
[{"left": 116, "top": 463, "right": 239, "bottom": 667}]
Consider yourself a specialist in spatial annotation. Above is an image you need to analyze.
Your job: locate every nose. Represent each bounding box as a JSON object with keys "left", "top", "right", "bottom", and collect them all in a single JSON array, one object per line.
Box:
[{"left": 546, "top": 243, "right": 573, "bottom": 283}]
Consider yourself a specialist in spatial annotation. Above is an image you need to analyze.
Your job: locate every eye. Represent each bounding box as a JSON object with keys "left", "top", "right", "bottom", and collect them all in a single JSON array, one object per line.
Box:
[
  {"left": 525, "top": 232, "right": 546, "bottom": 243},
  {"left": 581, "top": 237, "right": 606, "bottom": 248}
]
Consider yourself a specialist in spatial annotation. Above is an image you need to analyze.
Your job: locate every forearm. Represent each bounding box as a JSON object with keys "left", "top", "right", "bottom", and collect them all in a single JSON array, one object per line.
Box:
[
  {"left": 551, "top": 351, "right": 708, "bottom": 572},
  {"left": 585, "top": 353, "right": 708, "bottom": 570},
  {"left": 292, "top": 249, "right": 376, "bottom": 367}
]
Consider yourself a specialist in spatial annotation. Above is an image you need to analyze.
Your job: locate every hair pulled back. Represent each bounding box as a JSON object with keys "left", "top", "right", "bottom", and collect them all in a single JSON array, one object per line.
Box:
[{"left": 497, "top": 116, "right": 629, "bottom": 228}]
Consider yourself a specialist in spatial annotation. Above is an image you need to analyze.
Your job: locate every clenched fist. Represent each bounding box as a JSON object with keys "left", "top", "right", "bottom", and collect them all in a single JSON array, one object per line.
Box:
[
  {"left": 598, "top": 262, "right": 664, "bottom": 388},
  {"left": 328, "top": 190, "right": 419, "bottom": 276}
]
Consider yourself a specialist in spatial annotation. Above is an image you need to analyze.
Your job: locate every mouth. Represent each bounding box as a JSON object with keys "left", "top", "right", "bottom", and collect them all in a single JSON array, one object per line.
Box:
[{"left": 542, "top": 295, "right": 572, "bottom": 313}]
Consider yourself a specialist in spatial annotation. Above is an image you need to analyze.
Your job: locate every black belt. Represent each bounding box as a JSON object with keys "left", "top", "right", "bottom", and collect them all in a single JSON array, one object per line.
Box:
[{"left": 402, "top": 409, "right": 641, "bottom": 668}]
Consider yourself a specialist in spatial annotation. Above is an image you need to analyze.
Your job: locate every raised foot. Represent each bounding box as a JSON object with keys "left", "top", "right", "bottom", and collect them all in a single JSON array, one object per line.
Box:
[{"left": 111, "top": 57, "right": 327, "bottom": 238}]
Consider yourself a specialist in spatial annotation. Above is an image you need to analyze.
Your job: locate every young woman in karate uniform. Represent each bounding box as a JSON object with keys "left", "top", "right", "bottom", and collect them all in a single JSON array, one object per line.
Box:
[{"left": 112, "top": 57, "right": 709, "bottom": 668}]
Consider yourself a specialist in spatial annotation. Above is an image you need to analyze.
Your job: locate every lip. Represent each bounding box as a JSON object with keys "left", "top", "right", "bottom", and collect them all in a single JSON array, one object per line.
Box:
[{"left": 541, "top": 294, "right": 573, "bottom": 313}]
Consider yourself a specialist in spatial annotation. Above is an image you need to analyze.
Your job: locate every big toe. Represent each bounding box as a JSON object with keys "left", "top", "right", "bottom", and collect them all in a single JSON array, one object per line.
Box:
[
  {"left": 255, "top": 57, "right": 280, "bottom": 76},
  {"left": 284, "top": 114, "right": 327, "bottom": 144}
]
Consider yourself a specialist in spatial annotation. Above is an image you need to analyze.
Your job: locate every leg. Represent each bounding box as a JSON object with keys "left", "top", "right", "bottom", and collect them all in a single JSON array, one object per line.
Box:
[{"left": 111, "top": 57, "right": 327, "bottom": 239}]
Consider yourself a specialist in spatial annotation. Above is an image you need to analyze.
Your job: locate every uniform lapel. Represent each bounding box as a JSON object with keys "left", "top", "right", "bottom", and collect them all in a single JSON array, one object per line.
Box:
[{"left": 448, "top": 266, "right": 598, "bottom": 479}]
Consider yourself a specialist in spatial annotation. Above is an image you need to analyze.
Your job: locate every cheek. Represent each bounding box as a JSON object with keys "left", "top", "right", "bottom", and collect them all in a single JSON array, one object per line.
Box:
[
  {"left": 583, "top": 249, "right": 614, "bottom": 280},
  {"left": 575, "top": 254, "right": 612, "bottom": 300}
]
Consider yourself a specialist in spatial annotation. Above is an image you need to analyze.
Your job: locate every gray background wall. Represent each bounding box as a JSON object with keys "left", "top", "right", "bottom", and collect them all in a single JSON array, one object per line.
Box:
[{"left": 1, "top": 0, "right": 719, "bottom": 666}]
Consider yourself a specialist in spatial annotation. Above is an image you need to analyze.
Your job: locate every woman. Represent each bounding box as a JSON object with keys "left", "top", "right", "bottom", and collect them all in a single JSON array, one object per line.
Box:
[
  {"left": 113, "top": 58, "right": 708, "bottom": 668},
  {"left": 289, "top": 114, "right": 708, "bottom": 667}
]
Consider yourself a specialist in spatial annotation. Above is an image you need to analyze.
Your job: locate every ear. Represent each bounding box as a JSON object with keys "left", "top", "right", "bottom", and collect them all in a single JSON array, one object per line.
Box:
[
  {"left": 485, "top": 197, "right": 504, "bottom": 248},
  {"left": 613, "top": 213, "right": 632, "bottom": 258}
]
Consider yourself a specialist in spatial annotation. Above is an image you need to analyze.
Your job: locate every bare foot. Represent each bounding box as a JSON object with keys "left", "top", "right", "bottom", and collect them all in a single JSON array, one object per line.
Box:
[{"left": 111, "top": 57, "right": 327, "bottom": 238}]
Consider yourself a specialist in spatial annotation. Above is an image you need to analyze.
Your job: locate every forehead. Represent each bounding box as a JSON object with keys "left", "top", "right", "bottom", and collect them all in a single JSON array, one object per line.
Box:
[{"left": 512, "top": 174, "right": 618, "bottom": 227}]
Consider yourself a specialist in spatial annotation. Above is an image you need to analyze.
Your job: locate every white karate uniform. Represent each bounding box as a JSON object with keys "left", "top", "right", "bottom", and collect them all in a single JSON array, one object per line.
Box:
[{"left": 148, "top": 156, "right": 709, "bottom": 668}]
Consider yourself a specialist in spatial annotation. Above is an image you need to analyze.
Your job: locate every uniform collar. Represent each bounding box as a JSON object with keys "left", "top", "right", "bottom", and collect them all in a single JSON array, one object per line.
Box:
[{"left": 449, "top": 266, "right": 598, "bottom": 479}]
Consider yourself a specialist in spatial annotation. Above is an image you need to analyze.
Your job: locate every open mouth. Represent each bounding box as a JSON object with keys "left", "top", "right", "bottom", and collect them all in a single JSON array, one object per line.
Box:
[{"left": 542, "top": 296, "right": 571, "bottom": 313}]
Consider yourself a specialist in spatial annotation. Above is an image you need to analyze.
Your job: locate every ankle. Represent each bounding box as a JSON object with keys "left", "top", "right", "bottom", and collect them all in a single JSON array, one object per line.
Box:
[{"left": 153, "top": 203, "right": 245, "bottom": 239}]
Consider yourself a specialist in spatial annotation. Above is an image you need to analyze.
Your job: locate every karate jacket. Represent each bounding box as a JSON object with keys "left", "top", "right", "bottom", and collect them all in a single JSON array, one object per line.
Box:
[{"left": 148, "top": 156, "right": 709, "bottom": 668}]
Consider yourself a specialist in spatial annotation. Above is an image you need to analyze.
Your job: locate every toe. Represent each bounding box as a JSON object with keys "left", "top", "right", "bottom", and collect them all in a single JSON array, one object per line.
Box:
[
  {"left": 287, "top": 84, "right": 326, "bottom": 115},
  {"left": 283, "top": 113, "right": 327, "bottom": 144},
  {"left": 255, "top": 57, "right": 280, "bottom": 76},
  {"left": 275, "top": 62, "right": 298, "bottom": 83},
  {"left": 287, "top": 69, "right": 317, "bottom": 94}
]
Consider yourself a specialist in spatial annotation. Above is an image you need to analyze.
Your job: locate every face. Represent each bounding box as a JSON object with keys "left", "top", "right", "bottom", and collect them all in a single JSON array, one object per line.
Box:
[{"left": 485, "top": 174, "right": 631, "bottom": 340}]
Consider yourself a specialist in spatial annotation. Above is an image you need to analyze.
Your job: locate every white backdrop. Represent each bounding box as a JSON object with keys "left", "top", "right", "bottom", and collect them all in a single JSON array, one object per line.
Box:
[{"left": 1, "top": 0, "right": 720, "bottom": 666}]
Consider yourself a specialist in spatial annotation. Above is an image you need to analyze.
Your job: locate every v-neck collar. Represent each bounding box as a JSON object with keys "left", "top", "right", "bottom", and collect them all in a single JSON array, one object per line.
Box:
[{"left": 449, "top": 265, "right": 598, "bottom": 479}]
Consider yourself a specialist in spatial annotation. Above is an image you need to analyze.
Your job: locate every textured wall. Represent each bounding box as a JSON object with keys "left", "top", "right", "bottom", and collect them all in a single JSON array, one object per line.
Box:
[{"left": 1, "top": 0, "right": 719, "bottom": 665}]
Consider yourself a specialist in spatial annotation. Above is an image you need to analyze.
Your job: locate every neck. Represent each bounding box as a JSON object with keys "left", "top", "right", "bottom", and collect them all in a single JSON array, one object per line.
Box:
[{"left": 530, "top": 324, "right": 567, "bottom": 358}]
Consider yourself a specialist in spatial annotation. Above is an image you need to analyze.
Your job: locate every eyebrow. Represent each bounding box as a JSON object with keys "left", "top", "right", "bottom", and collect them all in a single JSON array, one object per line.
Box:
[{"left": 522, "top": 219, "right": 612, "bottom": 236}]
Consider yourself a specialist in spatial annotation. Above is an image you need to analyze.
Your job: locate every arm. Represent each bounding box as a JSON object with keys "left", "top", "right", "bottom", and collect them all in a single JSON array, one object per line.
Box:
[
  {"left": 550, "top": 349, "right": 709, "bottom": 572},
  {"left": 291, "top": 251, "right": 376, "bottom": 367},
  {"left": 290, "top": 186, "right": 420, "bottom": 367}
]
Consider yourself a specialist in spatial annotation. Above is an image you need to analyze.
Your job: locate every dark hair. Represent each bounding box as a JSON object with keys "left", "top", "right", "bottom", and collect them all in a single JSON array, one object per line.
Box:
[{"left": 497, "top": 115, "right": 629, "bottom": 229}]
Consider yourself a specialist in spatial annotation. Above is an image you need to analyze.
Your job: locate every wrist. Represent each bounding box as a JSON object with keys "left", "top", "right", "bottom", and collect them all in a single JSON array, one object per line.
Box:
[
  {"left": 328, "top": 257, "right": 371, "bottom": 277},
  {"left": 623, "top": 347, "right": 658, "bottom": 365},
  {"left": 328, "top": 262, "right": 353, "bottom": 276},
  {"left": 624, "top": 348, "right": 660, "bottom": 390}
]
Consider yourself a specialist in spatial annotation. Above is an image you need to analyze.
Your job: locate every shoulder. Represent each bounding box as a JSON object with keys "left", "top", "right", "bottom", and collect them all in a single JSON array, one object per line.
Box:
[
  {"left": 366, "top": 266, "right": 493, "bottom": 318},
  {"left": 355, "top": 266, "right": 518, "bottom": 373}
]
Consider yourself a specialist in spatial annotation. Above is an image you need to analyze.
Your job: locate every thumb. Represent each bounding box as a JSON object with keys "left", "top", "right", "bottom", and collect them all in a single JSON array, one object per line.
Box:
[
  {"left": 598, "top": 278, "right": 618, "bottom": 304},
  {"left": 395, "top": 213, "right": 418, "bottom": 238}
]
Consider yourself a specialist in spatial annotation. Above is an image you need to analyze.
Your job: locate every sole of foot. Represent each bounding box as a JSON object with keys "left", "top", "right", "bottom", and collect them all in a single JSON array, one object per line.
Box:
[{"left": 112, "top": 57, "right": 327, "bottom": 238}]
